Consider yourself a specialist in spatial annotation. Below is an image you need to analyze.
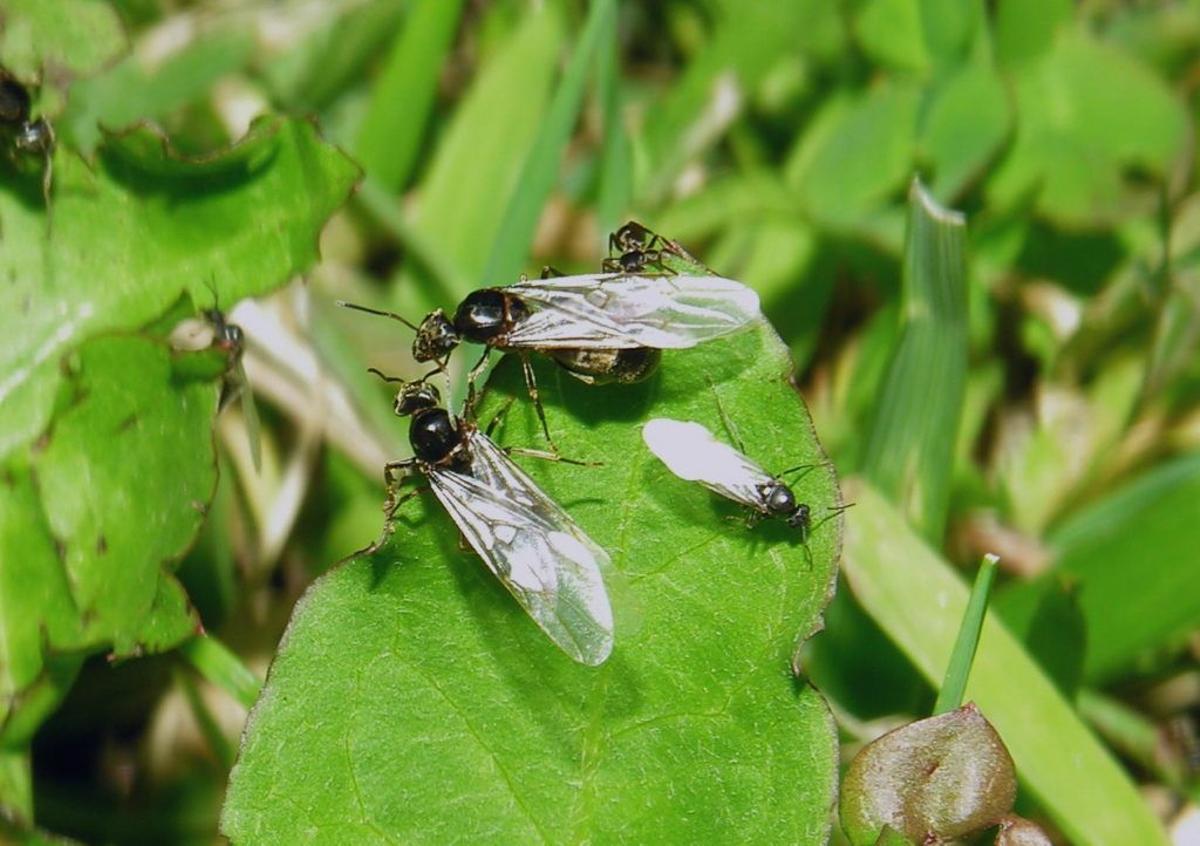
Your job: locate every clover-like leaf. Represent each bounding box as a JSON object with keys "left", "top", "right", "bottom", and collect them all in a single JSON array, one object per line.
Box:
[{"left": 222, "top": 322, "right": 842, "bottom": 842}]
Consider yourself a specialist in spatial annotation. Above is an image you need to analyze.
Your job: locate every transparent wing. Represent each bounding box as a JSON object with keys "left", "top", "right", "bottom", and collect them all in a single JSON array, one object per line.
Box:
[
  {"left": 641, "top": 418, "right": 773, "bottom": 512},
  {"left": 426, "top": 431, "right": 613, "bottom": 665},
  {"left": 502, "top": 273, "right": 761, "bottom": 350},
  {"left": 232, "top": 358, "right": 262, "bottom": 473}
]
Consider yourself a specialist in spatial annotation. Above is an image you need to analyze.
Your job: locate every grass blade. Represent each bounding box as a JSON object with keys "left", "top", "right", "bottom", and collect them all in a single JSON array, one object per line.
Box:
[
  {"left": 841, "top": 479, "right": 1169, "bottom": 846},
  {"left": 481, "top": 0, "right": 616, "bottom": 283},
  {"left": 594, "top": 5, "right": 631, "bottom": 238},
  {"left": 861, "top": 178, "right": 968, "bottom": 541},
  {"left": 179, "top": 635, "right": 261, "bottom": 710},
  {"left": 355, "top": 0, "right": 466, "bottom": 190},
  {"left": 934, "top": 554, "right": 998, "bottom": 714}
]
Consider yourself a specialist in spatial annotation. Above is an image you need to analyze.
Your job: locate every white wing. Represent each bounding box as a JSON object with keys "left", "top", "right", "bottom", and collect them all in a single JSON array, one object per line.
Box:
[
  {"left": 642, "top": 418, "right": 774, "bottom": 512},
  {"left": 426, "top": 430, "right": 613, "bottom": 665},
  {"left": 502, "top": 273, "right": 761, "bottom": 350}
]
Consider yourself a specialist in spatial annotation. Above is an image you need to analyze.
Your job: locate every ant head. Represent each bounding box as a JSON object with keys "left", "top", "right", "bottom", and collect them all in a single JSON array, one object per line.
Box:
[
  {"left": 394, "top": 380, "right": 442, "bottom": 417},
  {"left": 0, "top": 73, "right": 30, "bottom": 125},
  {"left": 412, "top": 309, "right": 459, "bottom": 362},
  {"left": 14, "top": 117, "right": 53, "bottom": 154},
  {"left": 613, "top": 221, "right": 649, "bottom": 252},
  {"left": 786, "top": 502, "right": 811, "bottom": 532}
]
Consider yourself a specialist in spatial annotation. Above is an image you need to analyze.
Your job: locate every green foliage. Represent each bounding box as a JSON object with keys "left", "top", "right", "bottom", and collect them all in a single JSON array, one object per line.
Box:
[
  {"left": 223, "top": 325, "right": 841, "bottom": 843},
  {"left": 2, "top": 0, "right": 1198, "bottom": 840},
  {"left": 841, "top": 481, "right": 1168, "bottom": 846}
]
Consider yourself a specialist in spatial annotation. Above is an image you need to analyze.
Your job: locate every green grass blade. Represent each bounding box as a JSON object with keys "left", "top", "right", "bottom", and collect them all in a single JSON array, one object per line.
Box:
[
  {"left": 481, "top": 0, "right": 616, "bottom": 283},
  {"left": 860, "top": 178, "right": 968, "bottom": 541},
  {"left": 179, "top": 635, "right": 261, "bottom": 710},
  {"left": 934, "top": 554, "right": 998, "bottom": 715},
  {"left": 841, "top": 479, "right": 1169, "bottom": 846},
  {"left": 355, "top": 0, "right": 466, "bottom": 190},
  {"left": 594, "top": 5, "right": 631, "bottom": 238}
]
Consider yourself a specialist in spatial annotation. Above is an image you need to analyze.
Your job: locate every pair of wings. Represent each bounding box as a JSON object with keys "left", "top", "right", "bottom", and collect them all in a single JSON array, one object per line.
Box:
[
  {"left": 502, "top": 273, "right": 761, "bottom": 350},
  {"left": 641, "top": 418, "right": 776, "bottom": 513},
  {"left": 425, "top": 427, "right": 614, "bottom": 666}
]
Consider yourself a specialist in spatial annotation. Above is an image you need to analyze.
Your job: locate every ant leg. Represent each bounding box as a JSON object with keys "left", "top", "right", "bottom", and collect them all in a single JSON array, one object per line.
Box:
[
  {"left": 464, "top": 346, "right": 492, "bottom": 421},
  {"left": 600, "top": 257, "right": 623, "bottom": 273},
  {"left": 485, "top": 396, "right": 518, "bottom": 438},
  {"left": 705, "top": 375, "right": 747, "bottom": 455},
  {"left": 505, "top": 446, "right": 602, "bottom": 468},
  {"left": 539, "top": 265, "right": 566, "bottom": 279},
  {"left": 519, "top": 352, "right": 557, "bottom": 453},
  {"left": 776, "top": 463, "right": 819, "bottom": 485},
  {"left": 383, "top": 459, "right": 418, "bottom": 520}
]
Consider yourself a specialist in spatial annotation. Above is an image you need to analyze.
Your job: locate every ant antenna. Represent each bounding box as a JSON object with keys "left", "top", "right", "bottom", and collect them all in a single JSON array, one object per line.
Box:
[
  {"left": 367, "top": 367, "right": 407, "bottom": 385},
  {"left": 337, "top": 300, "right": 419, "bottom": 332}
]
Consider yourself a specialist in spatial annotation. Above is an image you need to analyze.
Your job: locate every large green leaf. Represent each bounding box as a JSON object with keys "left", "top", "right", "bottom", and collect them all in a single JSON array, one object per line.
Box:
[
  {"left": 223, "top": 323, "right": 841, "bottom": 843},
  {"left": 840, "top": 480, "right": 1169, "bottom": 846},
  {"left": 0, "top": 117, "right": 359, "bottom": 459}
]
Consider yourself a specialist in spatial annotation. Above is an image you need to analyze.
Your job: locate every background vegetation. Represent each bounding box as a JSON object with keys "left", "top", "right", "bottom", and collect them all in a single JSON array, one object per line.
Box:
[{"left": 1, "top": 0, "right": 1198, "bottom": 843}]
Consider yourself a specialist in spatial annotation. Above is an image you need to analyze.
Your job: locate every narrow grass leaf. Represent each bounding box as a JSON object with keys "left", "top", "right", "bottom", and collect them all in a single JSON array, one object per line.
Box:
[
  {"left": 861, "top": 179, "right": 968, "bottom": 542},
  {"left": 841, "top": 479, "right": 1169, "bottom": 846},
  {"left": 934, "top": 553, "right": 997, "bottom": 714},
  {"left": 356, "top": 0, "right": 465, "bottom": 190},
  {"left": 179, "top": 635, "right": 262, "bottom": 711},
  {"left": 482, "top": 0, "right": 616, "bottom": 283}
]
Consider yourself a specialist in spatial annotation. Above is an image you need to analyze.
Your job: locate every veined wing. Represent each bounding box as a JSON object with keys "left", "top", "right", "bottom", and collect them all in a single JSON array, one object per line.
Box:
[
  {"left": 426, "top": 434, "right": 613, "bottom": 665},
  {"left": 642, "top": 418, "right": 774, "bottom": 512},
  {"left": 502, "top": 273, "right": 761, "bottom": 350}
]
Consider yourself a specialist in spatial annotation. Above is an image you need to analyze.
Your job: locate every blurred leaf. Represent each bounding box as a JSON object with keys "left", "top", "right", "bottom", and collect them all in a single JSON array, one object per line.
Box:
[
  {"left": 0, "top": 749, "right": 30, "bottom": 824},
  {"left": 391, "top": 2, "right": 563, "bottom": 313},
  {"left": 355, "top": 0, "right": 465, "bottom": 190},
  {"left": 997, "top": 577, "right": 1086, "bottom": 698},
  {"left": 0, "top": 0, "right": 127, "bottom": 77},
  {"left": 223, "top": 324, "right": 842, "bottom": 842},
  {"left": 856, "top": 0, "right": 930, "bottom": 73},
  {"left": 0, "top": 117, "right": 359, "bottom": 459},
  {"left": 993, "top": 0, "right": 1072, "bottom": 68},
  {"left": 260, "top": 0, "right": 406, "bottom": 112},
  {"left": 841, "top": 479, "right": 1170, "bottom": 846},
  {"left": 918, "top": 59, "right": 1011, "bottom": 201},
  {"left": 482, "top": 0, "right": 615, "bottom": 282},
  {"left": 61, "top": 28, "right": 255, "bottom": 154},
  {"left": 840, "top": 704, "right": 1016, "bottom": 845},
  {"left": 998, "top": 452, "right": 1200, "bottom": 683},
  {"left": 640, "top": 2, "right": 841, "bottom": 202},
  {"left": 786, "top": 81, "right": 920, "bottom": 228},
  {"left": 987, "top": 32, "right": 1188, "bottom": 225},
  {"left": 861, "top": 180, "right": 967, "bottom": 542},
  {"left": 594, "top": 3, "right": 630, "bottom": 238}
]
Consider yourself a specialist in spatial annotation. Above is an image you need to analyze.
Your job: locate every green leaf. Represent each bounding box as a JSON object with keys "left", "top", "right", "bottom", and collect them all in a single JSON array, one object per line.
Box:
[
  {"left": 934, "top": 554, "right": 997, "bottom": 714},
  {"left": 993, "top": 0, "right": 1072, "bottom": 69},
  {"left": 856, "top": 0, "right": 931, "bottom": 73},
  {"left": 355, "top": 0, "right": 466, "bottom": 190},
  {"left": 841, "top": 479, "right": 1170, "bottom": 846},
  {"left": 0, "top": 117, "right": 359, "bottom": 460},
  {"left": 987, "top": 32, "right": 1188, "bottom": 225},
  {"left": 222, "top": 323, "right": 841, "bottom": 842},
  {"left": 861, "top": 180, "right": 968, "bottom": 542},
  {"left": 998, "top": 453, "right": 1200, "bottom": 683},
  {"left": 0, "top": 0, "right": 127, "bottom": 77},
  {"left": 785, "top": 82, "right": 920, "bottom": 229},
  {"left": 918, "top": 59, "right": 1012, "bottom": 200},
  {"left": 0, "top": 337, "right": 225, "bottom": 795},
  {"left": 60, "top": 28, "right": 255, "bottom": 154}
]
